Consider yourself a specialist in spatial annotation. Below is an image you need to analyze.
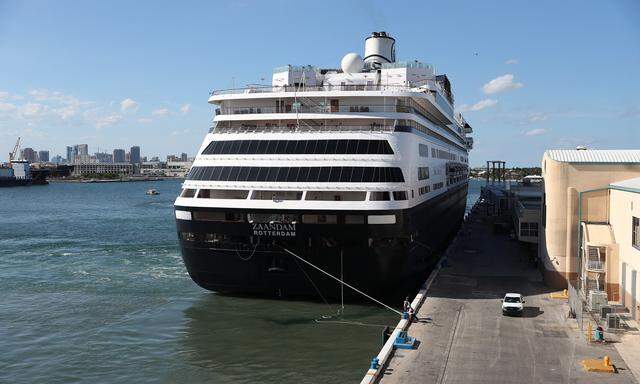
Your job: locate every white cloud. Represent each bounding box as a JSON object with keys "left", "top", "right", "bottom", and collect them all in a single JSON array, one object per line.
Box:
[
  {"left": 171, "top": 128, "right": 191, "bottom": 136},
  {"left": 0, "top": 91, "right": 9, "bottom": 99},
  {"left": 28, "top": 89, "right": 82, "bottom": 105},
  {"left": 20, "top": 103, "right": 47, "bottom": 118},
  {"left": 526, "top": 113, "right": 548, "bottom": 124},
  {"left": 470, "top": 99, "right": 498, "bottom": 111},
  {"left": 54, "top": 105, "right": 78, "bottom": 119},
  {"left": 0, "top": 102, "right": 17, "bottom": 112},
  {"left": 180, "top": 104, "right": 191, "bottom": 114},
  {"left": 95, "top": 114, "right": 123, "bottom": 129},
  {"left": 524, "top": 128, "right": 548, "bottom": 136},
  {"left": 120, "top": 98, "right": 139, "bottom": 112},
  {"left": 456, "top": 99, "right": 498, "bottom": 113},
  {"left": 152, "top": 108, "right": 170, "bottom": 117},
  {"left": 505, "top": 58, "right": 518, "bottom": 65},
  {"left": 137, "top": 118, "right": 153, "bottom": 124},
  {"left": 482, "top": 74, "right": 523, "bottom": 95}
]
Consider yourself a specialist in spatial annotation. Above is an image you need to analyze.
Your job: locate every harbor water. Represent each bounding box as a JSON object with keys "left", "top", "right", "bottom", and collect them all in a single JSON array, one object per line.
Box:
[{"left": 0, "top": 179, "right": 481, "bottom": 383}]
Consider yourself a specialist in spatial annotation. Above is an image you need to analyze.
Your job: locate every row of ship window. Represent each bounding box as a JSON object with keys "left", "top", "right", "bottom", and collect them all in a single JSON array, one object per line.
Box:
[
  {"left": 202, "top": 139, "right": 394, "bottom": 155},
  {"left": 180, "top": 189, "right": 409, "bottom": 201},
  {"left": 202, "top": 139, "right": 468, "bottom": 165},
  {"left": 178, "top": 212, "right": 396, "bottom": 225},
  {"left": 187, "top": 166, "right": 405, "bottom": 183}
]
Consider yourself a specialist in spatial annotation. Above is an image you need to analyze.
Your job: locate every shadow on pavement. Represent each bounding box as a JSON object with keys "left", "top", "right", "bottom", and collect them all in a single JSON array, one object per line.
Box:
[{"left": 521, "top": 306, "right": 544, "bottom": 318}]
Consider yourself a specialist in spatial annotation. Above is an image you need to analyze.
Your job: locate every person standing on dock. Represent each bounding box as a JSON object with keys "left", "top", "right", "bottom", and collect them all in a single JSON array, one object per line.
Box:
[{"left": 403, "top": 297, "right": 411, "bottom": 313}]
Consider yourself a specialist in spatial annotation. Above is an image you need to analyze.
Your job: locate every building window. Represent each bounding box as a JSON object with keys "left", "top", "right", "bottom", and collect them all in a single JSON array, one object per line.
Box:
[
  {"left": 192, "top": 211, "right": 245, "bottom": 222},
  {"left": 433, "top": 182, "right": 443, "bottom": 190},
  {"left": 520, "top": 222, "right": 539, "bottom": 237},
  {"left": 419, "top": 144, "right": 429, "bottom": 157},
  {"left": 392, "top": 191, "right": 408, "bottom": 201},
  {"left": 633, "top": 217, "right": 640, "bottom": 250},
  {"left": 181, "top": 189, "right": 196, "bottom": 198},
  {"left": 370, "top": 191, "right": 391, "bottom": 201},
  {"left": 419, "top": 185, "right": 430, "bottom": 195},
  {"left": 418, "top": 167, "right": 429, "bottom": 180},
  {"left": 302, "top": 214, "right": 337, "bottom": 224}
]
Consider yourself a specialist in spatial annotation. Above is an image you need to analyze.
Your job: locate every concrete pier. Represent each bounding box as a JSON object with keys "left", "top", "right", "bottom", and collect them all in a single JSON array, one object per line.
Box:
[{"left": 366, "top": 202, "right": 638, "bottom": 384}]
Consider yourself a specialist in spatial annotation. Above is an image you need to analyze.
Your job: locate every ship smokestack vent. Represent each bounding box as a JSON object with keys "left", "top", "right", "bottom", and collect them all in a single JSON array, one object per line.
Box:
[{"left": 364, "top": 31, "right": 396, "bottom": 69}]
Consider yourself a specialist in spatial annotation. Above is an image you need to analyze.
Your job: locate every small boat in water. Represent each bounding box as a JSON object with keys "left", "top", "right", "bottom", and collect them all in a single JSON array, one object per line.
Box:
[{"left": 146, "top": 189, "right": 160, "bottom": 195}]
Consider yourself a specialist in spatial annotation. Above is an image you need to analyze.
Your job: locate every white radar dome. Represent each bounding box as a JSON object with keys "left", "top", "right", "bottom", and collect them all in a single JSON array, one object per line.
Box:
[{"left": 341, "top": 52, "right": 364, "bottom": 74}]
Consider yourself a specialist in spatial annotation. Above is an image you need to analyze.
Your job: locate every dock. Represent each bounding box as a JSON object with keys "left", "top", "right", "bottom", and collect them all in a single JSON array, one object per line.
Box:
[{"left": 362, "top": 200, "right": 638, "bottom": 384}]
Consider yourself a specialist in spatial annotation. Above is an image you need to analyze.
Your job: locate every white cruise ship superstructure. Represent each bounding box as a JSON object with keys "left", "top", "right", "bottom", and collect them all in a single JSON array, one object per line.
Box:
[{"left": 174, "top": 32, "right": 473, "bottom": 299}]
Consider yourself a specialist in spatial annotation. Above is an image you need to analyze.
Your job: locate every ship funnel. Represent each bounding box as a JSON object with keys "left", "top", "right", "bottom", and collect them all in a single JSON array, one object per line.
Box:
[{"left": 364, "top": 31, "right": 396, "bottom": 68}]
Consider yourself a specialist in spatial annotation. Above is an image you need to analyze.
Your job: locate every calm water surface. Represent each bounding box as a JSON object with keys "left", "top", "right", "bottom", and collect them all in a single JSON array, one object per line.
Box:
[{"left": 0, "top": 179, "right": 480, "bottom": 383}]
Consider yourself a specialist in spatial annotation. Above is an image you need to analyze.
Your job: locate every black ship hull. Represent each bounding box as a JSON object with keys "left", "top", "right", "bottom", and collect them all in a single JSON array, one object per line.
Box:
[
  {"left": 0, "top": 177, "right": 32, "bottom": 187},
  {"left": 175, "top": 183, "right": 468, "bottom": 301}
]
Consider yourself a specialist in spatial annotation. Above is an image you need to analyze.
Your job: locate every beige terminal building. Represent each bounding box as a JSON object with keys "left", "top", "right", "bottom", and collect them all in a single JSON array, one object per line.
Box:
[{"left": 539, "top": 149, "right": 640, "bottom": 319}]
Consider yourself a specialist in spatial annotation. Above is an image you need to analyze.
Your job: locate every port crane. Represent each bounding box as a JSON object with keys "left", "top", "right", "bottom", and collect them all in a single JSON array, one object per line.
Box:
[{"left": 8, "top": 137, "right": 20, "bottom": 164}]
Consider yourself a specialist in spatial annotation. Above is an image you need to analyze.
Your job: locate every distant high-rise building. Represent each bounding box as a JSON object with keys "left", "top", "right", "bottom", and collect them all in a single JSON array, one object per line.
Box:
[
  {"left": 130, "top": 146, "right": 141, "bottom": 164},
  {"left": 167, "top": 154, "right": 178, "bottom": 162},
  {"left": 180, "top": 152, "right": 188, "bottom": 161},
  {"left": 51, "top": 155, "right": 63, "bottom": 164},
  {"left": 125, "top": 152, "right": 131, "bottom": 162},
  {"left": 113, "top": 149, "right": 126, "bottom": 163},
  {"left": 66, "top": 146, "right": 73, "bottom": 162},
  {"left": 21, "top": 147, "right": 38, "bottom": 163},
  {"left": 69, "top": 144, "right": 89, "bottom": 164},
  {"left": 38, "top": 150, "right": 50, "bottom": 163},
  {"left": 75, "top": 144, "right": 88, "bottom": 156},
  {"left": 95, "top": 152, "right": 113, "bottom": 163}
]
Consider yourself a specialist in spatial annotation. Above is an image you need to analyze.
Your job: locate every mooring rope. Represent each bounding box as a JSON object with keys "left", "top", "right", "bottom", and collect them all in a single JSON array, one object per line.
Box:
[{"left": 278, "top": 246, "right": 403, "bottom": 316}]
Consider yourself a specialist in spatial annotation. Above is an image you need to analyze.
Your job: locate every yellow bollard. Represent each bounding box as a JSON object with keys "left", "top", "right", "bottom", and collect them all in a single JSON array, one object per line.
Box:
[
  {"left": 587, "top": 324, "right": 593, "bottom": 342},
  {"left": 604, "top": 356, "right": 610, "bottom": 367},
  {"left": 563, "top": 289, "right": 568, "bottom": 297}
]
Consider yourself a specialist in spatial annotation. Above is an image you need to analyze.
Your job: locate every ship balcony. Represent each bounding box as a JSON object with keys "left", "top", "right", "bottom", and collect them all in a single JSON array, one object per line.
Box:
[
  {"left": 210, "top": 120, "right": 396, "bottom": 134},
  {"left": 219, "top": 104, "right": 401, "bottom": 115}
]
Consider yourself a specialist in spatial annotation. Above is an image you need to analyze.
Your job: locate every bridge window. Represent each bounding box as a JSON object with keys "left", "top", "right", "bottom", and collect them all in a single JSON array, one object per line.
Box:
[
  {"left": 202, "top": 139, "right": 394, "bottom": 155},
  {"left": 187, "top": 166, "right": 404, "bottom": 183}
]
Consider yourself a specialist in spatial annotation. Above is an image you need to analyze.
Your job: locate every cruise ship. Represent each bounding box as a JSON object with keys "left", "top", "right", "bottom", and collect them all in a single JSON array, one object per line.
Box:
[{"left": 174, "top": 32, "right": 473, "bottom": 300}]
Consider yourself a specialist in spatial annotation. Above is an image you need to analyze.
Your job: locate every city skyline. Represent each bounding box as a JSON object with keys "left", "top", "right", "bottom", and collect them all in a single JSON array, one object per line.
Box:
[
  {"left": 0, "top": 1, "right": 639, "bottom": 166},
  {"left": 16, "top": 141, "right": 191, "bottom": 165}
]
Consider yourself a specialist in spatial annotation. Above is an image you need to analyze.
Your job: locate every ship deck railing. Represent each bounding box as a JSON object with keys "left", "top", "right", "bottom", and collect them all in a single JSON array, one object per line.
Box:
[
  {"left": 219, "top": 104, "right": 408, "bottom": 115},
  {"left": 210, "top": 83, "right": 434, "bottom": 96},
  {"left": 210, "top": 125, "right": 396, "bottom": 134}
]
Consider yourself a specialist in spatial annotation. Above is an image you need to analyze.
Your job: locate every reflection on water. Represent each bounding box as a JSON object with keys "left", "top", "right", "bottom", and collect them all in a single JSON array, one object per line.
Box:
[{"left": 178, "top": 294, "right": 397, "bottom": 383}]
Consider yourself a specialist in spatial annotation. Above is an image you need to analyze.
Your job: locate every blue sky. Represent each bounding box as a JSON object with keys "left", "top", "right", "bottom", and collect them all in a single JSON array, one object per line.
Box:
[{"left": 0, "top": 0, "right": 638, "bottom": 166}]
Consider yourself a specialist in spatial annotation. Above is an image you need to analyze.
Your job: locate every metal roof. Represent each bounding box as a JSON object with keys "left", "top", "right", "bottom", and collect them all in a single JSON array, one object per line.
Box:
[
  {"left": 610, "top": 176, "right": 640, "bottom": 192},
  {"left": 545, "top": 149, "right": 640, "bottom": 163}
]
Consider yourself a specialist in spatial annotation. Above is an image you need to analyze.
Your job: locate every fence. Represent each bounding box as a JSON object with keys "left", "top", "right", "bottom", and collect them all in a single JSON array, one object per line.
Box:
[{"left": 568, "top": 279, "right": 584, "bottom": 330}]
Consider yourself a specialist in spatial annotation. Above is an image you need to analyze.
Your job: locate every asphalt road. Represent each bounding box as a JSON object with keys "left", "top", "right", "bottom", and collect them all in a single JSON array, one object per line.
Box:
[{"left": 378, "top": 210, "right": 637, "bottom": 384}]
